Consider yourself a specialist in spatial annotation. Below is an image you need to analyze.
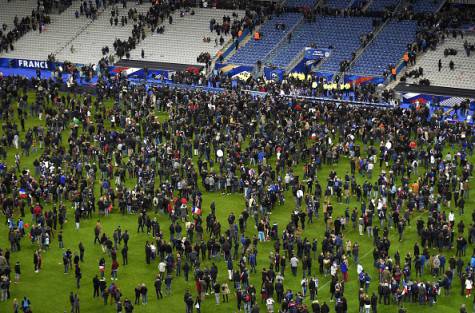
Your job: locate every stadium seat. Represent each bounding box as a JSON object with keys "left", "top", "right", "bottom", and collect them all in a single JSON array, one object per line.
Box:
[
  {"left": 55, "top": 3, "right": 152, "bottom": 64},
  {"left": 0, "top": 0, "right": 39, "bottom": 29},
  {"left": 127, "top": 8, "right": 243, "bottom": 65},
  {"left": 366, "top": 0, "right": 400, "bottom": 12},
  {"left": 269, "top": 16, "right": 373, "bottom": 72},
  {"left": 285, "top": 0, "right": 317, "bottom": 8},
  {"left": 228, "top": 13, "right": 302, "bottom": 65},
  {"left": 403, "top": 34, "right": 475, "bottom": 90},
  {"left": 409, "top": 0, "right": 446, "bottom": 13},
  {"left": 350, "top": 20, "right": 417, "bottom": 76},
  {"left": 1, "top": 1, "right": 100, "bottom": 62},
  {"left": 322, "top": 0, "right": 353, "bottom": 10}
]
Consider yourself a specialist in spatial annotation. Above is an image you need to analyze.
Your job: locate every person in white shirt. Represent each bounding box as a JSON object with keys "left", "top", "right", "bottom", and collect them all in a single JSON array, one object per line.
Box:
[
  {"left": 357, "top": 264, "right": 364, "bottom": 276},
  {"left": 465, "top": 278, "right": 473, "bottom": 298},
  {"left": 465, "top": 277, "right": 473, "bottom": 298},
  {"left": 158, "top": 261, "right": 166, "bottom": 279},
  {"left": 296, "top": 189, "right": 304, "bottom": 208},
  {"left": 448, "top": 211, "right": 455, "bottom": 224},
  {"left": 330, "top": 261, "right": 338, "bottom": 277},
  {"left": 367, "top": 162, "right": 374, "bottom": 179},
  {"left": 266, "top": 297, "right": 275, "bottom": 313},
  {"left": 290, "top": 256, "right": 299, "bottom": 276},
  {"left": 275, "top": 273, "right": 284, "bottom": 284}
]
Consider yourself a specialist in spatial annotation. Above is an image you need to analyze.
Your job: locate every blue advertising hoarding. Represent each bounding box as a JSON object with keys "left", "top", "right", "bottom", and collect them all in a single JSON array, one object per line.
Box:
[{"left": 304, "top": 47, "right": 332, "bottom": 60}]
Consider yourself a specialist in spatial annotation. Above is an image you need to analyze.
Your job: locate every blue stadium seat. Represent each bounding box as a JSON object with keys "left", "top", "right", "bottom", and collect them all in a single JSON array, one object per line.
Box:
[
  {"left": 350, "top": 20, "right": 417, "bottom": 76},
  {"left": 410, "top": 0, "right": 445, "bottom": 13},
  {"left": 228, "top": 13, "right": 302, "bottom": 65},
  {"left": 367, "top": 0, "right": 400, "bottom": 12},
  {"left": 324, "top": 0, "right": 352, "bottom": 10},
  {"left": 285, "top": 0, "right": 317, "bottom": 8},
  {"left": 350, "top": 0, "right": 368, "bottom": 8},
  {"left": 269, "top": 16, "right": 373, "bottom": 71}
]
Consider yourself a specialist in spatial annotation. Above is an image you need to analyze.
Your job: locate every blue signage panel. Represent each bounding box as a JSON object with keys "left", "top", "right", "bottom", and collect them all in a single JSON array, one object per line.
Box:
[
  {"left": 16, "top": 59, "right": 50, "bottom": 69},
  {"left": 304, "top": 47, "right": 332, "bottom": 60}
]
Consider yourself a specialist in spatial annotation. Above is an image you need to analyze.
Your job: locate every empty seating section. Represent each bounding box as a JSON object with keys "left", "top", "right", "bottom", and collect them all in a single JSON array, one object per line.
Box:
[
  {"left": 285, "top": 0, "right": 317, "bottom": 8},
  {"left": 1, "top": 1, "right": 94, "bottom": 60},
  {"left": 404, "top": 34, "right": 475, "bottom": 90},
  {"left": 367, "top": 0, "right": 400, "bottom": 11},
  {"left": 270, "top": 16, "right": 373, "bottom": 71},
  {"left": 0, "top": 0, "right": 38, "bottom": 28},
  {"left": 351, "top": 0, "right": 367, "bottom": 8},
  {"left": 350, "top": 20, "right": 417, "bottom": 76},
  {"left": 323, "top": 0, "right": 352, "bottom": 10},
  {"left": 410, "top": 0, "right": 445, "bottom": 13},
  {"left": 128, "top": 8, "right": 242, "bottom": 65},
  {"left": 228, "top": 13, "right": 301, "bottom": 65},
  {"left": 55, "top": 3, "right": 152, "bottom": 64}
]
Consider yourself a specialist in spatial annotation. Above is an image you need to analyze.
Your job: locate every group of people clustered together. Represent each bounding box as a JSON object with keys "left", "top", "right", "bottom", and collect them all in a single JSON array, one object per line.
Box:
[{"left": 0, "top": 0, "right": 52, "bottom": 54}]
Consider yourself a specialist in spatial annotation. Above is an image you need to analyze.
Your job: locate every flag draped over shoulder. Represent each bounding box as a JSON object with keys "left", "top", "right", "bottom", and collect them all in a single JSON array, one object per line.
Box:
[{"left": 19, "top": 188, "right": 28, "bottom": 199}]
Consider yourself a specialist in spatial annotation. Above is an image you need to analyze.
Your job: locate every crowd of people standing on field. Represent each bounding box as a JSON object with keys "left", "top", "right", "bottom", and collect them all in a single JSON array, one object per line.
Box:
[{"left": 0, "top": 49, "right": 473, "bottom": 313}]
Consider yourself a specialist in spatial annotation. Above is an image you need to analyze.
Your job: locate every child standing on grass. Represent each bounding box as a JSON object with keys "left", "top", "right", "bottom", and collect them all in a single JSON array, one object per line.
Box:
[{"left": 15, "top": 261, "right": 21, "bottom": 282}]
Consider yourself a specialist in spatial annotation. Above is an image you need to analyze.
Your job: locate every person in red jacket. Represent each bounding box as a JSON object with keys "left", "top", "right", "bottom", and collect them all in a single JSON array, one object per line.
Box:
[
  {"left": 111, "top": 259, "right": 119, "bottom": 280},
  {"left": 33, "top": 203, "right": 42, "bottom": 223}
]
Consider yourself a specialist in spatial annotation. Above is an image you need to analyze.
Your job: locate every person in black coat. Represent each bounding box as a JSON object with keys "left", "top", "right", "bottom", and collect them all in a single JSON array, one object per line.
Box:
[
  {"left": 134, "top": 285, "right": 141, "bottom": 304},
  {"left": 122, "top": 230, "right": 129, "bottom": 247},
  {"left": 121, "top": 246, "right": 128, "bottom": 265},
  {"left": 184, "top": 290, "right": 193, "bottom": 313},
  {"left": 79, "top": 242, "right": 85, "bottom": 262},
  {"left": 251, "top": 304, "right": 260, "bottom": 313},
  {"left": 124, "top": 299, "right": 134, "bottom": 313},
  {"left": 70, "top": 291, "right": 75, "bottom": 312},
  {"left": 183, "top": 262, "right": 190, "bottom": 281},
  {"left": 75, "top": 264, "right": 82, "bottom": 289},
  {"left": 93, "top": 275, "right": 100, "bottom": 297},
  {"left": 154, "top": 277, "right": 163, "bottom": 299},
  {"left": 311, "top": 300, "right": 321, "bottom": 313},
  {"left": 371, "top": 293, "right": 378, "bottom": 313},
  {"left": 321, "top": 301, "right": 330, "bottom": 313},
  {"left": 145, "top": 242, "right": 151, "bottom": 264}
]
